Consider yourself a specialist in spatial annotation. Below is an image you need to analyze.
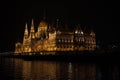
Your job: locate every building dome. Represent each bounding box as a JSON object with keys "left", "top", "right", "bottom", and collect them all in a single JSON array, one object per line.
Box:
[{"left": 38, "top": 20, "right": 48, "bottom": 27}]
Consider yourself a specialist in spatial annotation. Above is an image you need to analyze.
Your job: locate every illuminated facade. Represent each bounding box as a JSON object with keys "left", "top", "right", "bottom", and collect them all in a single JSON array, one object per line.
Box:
[{"left": 15, "top": 18, "right": 96, "bottom": 53}]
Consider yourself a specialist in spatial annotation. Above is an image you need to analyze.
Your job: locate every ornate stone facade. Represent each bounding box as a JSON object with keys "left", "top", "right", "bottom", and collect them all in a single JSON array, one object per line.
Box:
[{"left": 15, "top": 18, "right": 96, "bottom": 53}]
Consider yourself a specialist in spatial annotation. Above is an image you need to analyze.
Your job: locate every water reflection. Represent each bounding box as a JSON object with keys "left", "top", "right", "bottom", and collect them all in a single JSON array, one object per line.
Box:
[
  {"left": 0, "top": 58, "right": 120, "bottom": 80},
  {"left": 22, "top": 61, "right": 57, "bottom": 80},
  {"left": 96, "top": 64, "right": 120, "bottom": 80},
  {"left": 22, "top": 60, "right": 32, "bottom": 80}
]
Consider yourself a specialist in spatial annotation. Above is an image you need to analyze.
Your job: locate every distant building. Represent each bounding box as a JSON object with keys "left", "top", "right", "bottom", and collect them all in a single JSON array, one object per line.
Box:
[{"left": 15, "top": 18, "right": 96, "bottom": 54}]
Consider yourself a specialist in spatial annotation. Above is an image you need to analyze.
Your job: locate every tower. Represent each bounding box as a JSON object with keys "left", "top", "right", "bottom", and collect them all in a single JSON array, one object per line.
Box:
[
  {"left": 23, "top": 23, "right": 29, "bottom": 45},
  {"left": 90, "top": 30, "right": 96, "bottom": 50},
  {"left": 30, "top": 19, "right": 35, "bottom": 39},
  {"left": 74, "top": 24, "right": 84, "bottom": 50},
  {"left": 22, "top": 23, "right": 31, "bottom": 52},
  {"left": 56, "top": 18, "right": 59, "bottom": 29}
]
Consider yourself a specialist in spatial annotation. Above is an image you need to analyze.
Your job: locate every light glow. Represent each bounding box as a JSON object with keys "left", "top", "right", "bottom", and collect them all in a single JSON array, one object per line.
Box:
[{"left": 15, "top": 18, "right": 96, "bottom": 54}]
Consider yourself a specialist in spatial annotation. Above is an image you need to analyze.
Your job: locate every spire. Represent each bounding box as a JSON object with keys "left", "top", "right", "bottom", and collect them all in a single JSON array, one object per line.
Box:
[
  {"left": 24, "top": 23, "right": 28, "bottom": 38},
  {"left": 90, "top": 30, "right": 95, "bottom": 37},
  {"left": 31, "top": 19, "right": 34, "bottom": 26},
  {"left": 78, "top": 24, "right": 81, "bottom": 30},
  {"left": 30, "top": 19, "right": 35, "bottom": 32},
  {"left": 30, "top": 19, "right": 35, "bottom": 39},
  {"left": 56, "top": 18, "right": 59, "bottom": 29},
  {"left": 23, "top": 23, "right": 29, "bottom": 45},
  {"left": 43, "top": 9, "right": 46, "bottom": 20}
]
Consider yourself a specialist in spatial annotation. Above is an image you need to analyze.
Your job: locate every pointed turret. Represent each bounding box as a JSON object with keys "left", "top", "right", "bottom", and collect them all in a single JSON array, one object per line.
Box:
[
  {"left": 75, "top": 24, "right": 83, "bottom": 34},
  {"left": 90, "top": 30, "right": 95, "bottom": 37},
  {"left": 24, "top": 23, "right": 28, "bottom": 39},
  {"left": 30, "top": 19, "right": 35, "bottom": 39},
  {"left": 56, "top": 18, "right": 59, "bottom": 30},
  {"left": 23, "top": 23, "right": 29, "bottom": 45},
  {"left": 78, "top": 24, "right": 84, "bottom": 35},
  {"left": 43, "top": 9, "right": 46, "bottom": 20}
]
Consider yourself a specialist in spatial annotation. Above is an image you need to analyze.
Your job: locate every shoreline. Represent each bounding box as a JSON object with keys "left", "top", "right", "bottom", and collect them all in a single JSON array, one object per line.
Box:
[{"left": 1, "top": 51, "right": 120, "bottom": 63}]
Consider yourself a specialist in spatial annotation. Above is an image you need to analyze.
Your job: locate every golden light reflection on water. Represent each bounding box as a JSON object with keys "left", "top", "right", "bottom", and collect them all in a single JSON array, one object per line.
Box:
[
  {"left": 22, "top": 61, "right": 57, "bottom": 80},
  {"left": 13, "top": 59, "right": 97, "bottom": 80},
  {"left": 1, "top": 58, "right": 120, "bottom": 80}
]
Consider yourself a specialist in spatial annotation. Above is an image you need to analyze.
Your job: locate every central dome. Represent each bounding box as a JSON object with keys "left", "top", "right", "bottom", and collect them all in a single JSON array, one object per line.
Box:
[{"left": 38, "top": 19, "right": 48, "bottom": 27}]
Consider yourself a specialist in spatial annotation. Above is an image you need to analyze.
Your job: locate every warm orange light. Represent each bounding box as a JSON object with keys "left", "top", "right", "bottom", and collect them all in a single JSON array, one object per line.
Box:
[{"left": 14, "top": 18, "right": 96, "bottom": 54}]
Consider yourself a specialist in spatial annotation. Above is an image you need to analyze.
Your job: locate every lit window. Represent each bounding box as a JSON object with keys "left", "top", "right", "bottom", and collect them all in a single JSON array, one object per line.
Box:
[
  {"left": 81, "top": 31, "right": 83, "bottom": 34},
  {"left": 71, "top": 40, "right": 73, "bottom": 42},
  {"left": 59, "top": 39, "right": 61, "bottom": 42},
  {"left": 75, "top": 30, "right": 78, "bottom": 34}
]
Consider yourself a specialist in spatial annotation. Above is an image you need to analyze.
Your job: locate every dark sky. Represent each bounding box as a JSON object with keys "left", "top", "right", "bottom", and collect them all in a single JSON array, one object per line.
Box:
[{"left": 0, "top": 0, "right": 119, "bottom": 52}]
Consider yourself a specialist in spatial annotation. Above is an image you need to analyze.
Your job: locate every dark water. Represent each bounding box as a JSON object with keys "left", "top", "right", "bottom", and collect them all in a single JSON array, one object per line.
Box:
[{"left": 0, "top": 58, "right": 120, "bottom": 80}]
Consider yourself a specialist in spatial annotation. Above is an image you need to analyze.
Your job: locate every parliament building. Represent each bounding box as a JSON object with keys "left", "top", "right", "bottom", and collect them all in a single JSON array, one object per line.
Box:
[{"left": 15, "top": 18, "right": 96, "bottom": 54}]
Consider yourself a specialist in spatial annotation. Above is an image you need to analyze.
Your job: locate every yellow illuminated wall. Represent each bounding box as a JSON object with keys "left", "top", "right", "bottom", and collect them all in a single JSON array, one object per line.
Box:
[{"left": 15, "top": 19, "right": 96, "bottom": 54}]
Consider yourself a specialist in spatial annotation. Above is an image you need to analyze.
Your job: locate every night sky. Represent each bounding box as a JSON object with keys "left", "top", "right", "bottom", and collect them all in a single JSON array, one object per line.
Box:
[{"left": 0, "top": 0, "right": 119, "bottom": 52}]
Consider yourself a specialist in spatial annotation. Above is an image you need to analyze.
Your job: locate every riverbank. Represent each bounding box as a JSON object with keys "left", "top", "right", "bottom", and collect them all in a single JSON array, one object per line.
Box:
[{"left": 1, "top": 51, "right": 120, "bottom": 63}]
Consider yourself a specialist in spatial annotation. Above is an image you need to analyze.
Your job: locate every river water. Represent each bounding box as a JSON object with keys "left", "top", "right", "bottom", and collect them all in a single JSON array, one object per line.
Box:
[{"left": 0, "top": 58, "right": 120, "bottom": 80}]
